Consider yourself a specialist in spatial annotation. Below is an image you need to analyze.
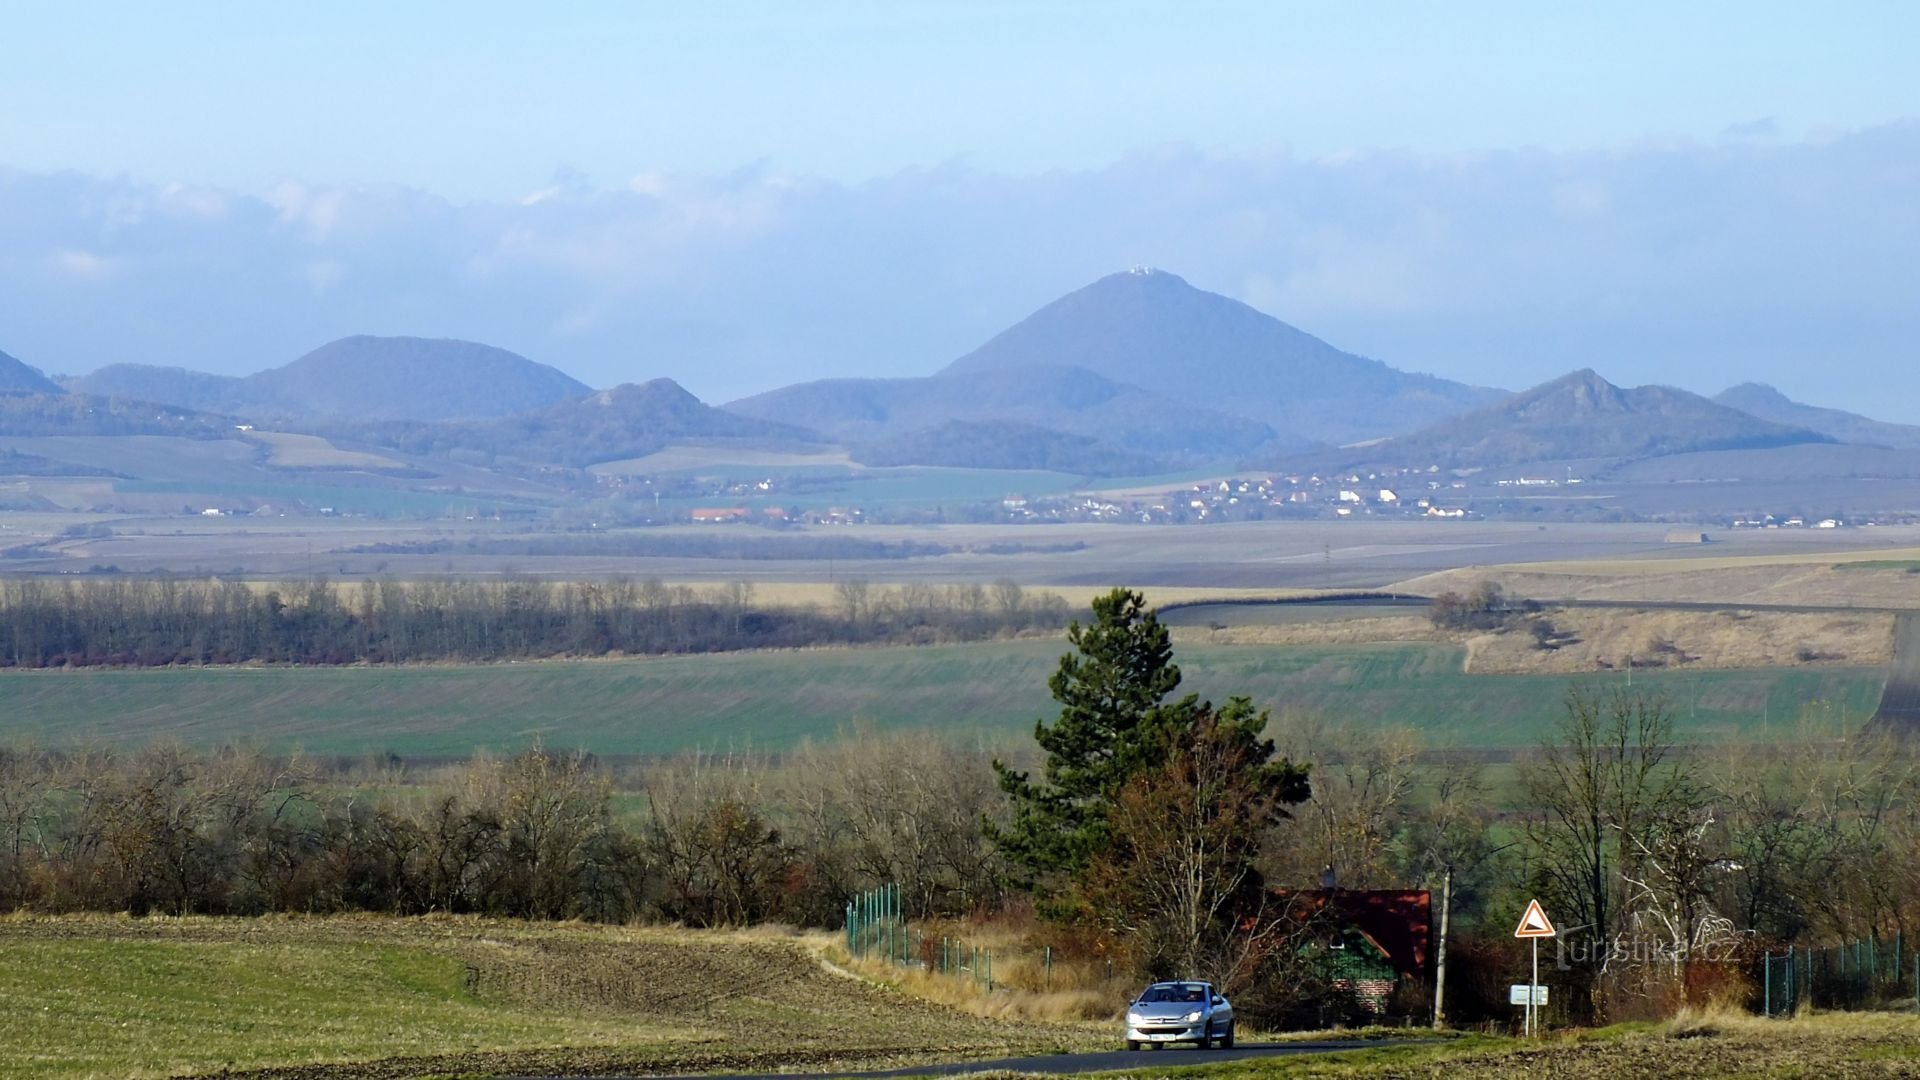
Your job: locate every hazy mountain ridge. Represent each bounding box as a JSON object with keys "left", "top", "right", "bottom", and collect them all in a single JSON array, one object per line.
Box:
[
  {"left": 69, "top": 336, "right": 592, "bottom": 422},
  {"left": 344, "top": 378, "right": 821, "bottom": 468},
  {"left": 1714, "top": 382, "right": 1920, "bottom": 451},
  {"left": 728, "top": 363, "right": 1294, "bottom": 463},
  {"left": 938, "top": 269, "right": 1506, "bottom": 444},
  {"left": 1293, "top": 369, "right": 1832, "bottom": 472},
  {"left": 0, "top": 349, "right": 63, "bottom": 396}
]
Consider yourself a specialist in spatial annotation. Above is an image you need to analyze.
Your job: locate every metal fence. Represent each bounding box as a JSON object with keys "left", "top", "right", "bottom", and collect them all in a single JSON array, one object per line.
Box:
[
  {"left": 842, "top": 883, "right": 1007, "bottom": 990},
  {"left": 1759, "top": 935, "right": 1920, "bottom": 1016}
]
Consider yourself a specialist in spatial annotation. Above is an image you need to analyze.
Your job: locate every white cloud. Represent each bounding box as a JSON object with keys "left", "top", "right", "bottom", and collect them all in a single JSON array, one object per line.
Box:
[{"left": 46, "top": 248, "right": 117, "bottom": 281}]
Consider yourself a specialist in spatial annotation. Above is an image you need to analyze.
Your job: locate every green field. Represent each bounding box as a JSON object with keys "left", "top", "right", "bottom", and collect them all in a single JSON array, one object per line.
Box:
[{"left": 0, "top": 641, "right": 1886, "bottom": 757}]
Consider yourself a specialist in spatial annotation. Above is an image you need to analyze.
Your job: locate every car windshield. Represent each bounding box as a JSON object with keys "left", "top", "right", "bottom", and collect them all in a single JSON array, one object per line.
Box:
[{"left": 1138, "top": 983, "right": 1208, "bottom": 1003}]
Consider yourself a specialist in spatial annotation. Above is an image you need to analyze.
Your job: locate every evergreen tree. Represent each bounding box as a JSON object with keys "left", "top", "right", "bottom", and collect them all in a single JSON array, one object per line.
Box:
[{"left": 992, "top": 588, "right": 1202, "bottom": 883}]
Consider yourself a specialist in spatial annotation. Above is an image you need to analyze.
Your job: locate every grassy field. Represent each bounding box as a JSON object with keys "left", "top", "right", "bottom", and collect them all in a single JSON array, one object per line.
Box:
[
  {"left": 0, "top": 915, "right": 1092, "bottom": 1080},
  {"left": 1134, "top": 1011, "right": 1920, "bottom": 1078},
  {"left": 0, "top": 640, "right": 1886, "bottom": 757}
]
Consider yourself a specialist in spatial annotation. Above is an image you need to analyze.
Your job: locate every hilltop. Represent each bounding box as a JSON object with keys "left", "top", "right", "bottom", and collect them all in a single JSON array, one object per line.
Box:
[
  {"left": 70, "top": 335, "right": 591, "bottom": 422},
  {"left": 1715, "top": 382, "right": 1920, "bottom": 450},
  {"left": 1298, "top": 369, "right": 1831, "bottom": 471},
  {"left": 0, "top": 348, "right": 62, "bottom": 395},
  {"left": 937, "top": 269, "right": 1503, "bottom": 443}
]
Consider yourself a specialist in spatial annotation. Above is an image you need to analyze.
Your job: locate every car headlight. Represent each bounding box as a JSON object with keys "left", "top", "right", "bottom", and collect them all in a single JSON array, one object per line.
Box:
[
  {"left": 1183, "top": 1010, "right": 1203, "bottom": 1023},
  {"left": 1127, "top": 1012, "right": 1143, "bottom": 1024}
]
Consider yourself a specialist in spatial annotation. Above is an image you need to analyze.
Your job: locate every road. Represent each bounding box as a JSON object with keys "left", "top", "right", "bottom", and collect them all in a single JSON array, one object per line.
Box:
[
  {"left": 1871, "top": 613, "right": 1920, "bottom": 732},
  {"left": 532, "top": 1040, "right": 1410, "bottom": 1080}
]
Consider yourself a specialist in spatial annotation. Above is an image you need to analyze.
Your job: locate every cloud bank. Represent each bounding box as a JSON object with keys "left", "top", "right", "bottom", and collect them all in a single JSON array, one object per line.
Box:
[{"left": 2, "top": 122, "right": 1916, "bottom": 418}]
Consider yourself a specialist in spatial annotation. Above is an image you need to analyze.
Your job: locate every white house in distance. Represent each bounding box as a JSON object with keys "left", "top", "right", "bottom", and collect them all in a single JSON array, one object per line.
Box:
[{"left": 1377, "top": 489, "right": 1399, "bottom": 505}]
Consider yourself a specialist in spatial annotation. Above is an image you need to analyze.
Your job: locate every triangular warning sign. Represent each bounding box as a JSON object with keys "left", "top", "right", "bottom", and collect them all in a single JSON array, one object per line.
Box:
[{"left": 1514, "top": 898, "right": 1556, "bottom": 938}]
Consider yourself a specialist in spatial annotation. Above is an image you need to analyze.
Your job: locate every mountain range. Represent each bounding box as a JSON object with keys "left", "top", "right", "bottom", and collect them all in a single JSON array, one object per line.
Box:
[
  {"left": 6, "top": 270, "right": 1919, "bottom": 484},
  {"left": 1714, "top": 382, "right": 1920, "bottom": 451}
]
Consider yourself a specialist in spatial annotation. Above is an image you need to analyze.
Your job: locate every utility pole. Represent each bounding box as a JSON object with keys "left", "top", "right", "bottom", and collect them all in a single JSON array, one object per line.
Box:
[{"left": 1432, "top": 865, "right": 1452, "bottom": 1028}]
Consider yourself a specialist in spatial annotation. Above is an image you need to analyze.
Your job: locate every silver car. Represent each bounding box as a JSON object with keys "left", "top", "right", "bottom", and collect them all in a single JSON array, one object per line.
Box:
[{"left": 1124, "top": 980, "right": 1235, "bottom": 1050}]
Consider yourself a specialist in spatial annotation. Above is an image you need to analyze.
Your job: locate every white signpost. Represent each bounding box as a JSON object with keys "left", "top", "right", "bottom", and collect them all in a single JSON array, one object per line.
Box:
[
  {"left": 1512, "top": 898, "right": 1556, "bottom": 1036},
  {"left": 1508, "top": 984, "right": 1549, "bottom": 1006}
]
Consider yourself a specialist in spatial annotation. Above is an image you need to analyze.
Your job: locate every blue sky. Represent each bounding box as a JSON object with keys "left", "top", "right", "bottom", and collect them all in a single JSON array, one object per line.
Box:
[
  {"left": 3, "top": 3, "right": 1919, "bottom": 416},
  {"left": 7, "top": 3, "right": 1916, "bottom": 196}
]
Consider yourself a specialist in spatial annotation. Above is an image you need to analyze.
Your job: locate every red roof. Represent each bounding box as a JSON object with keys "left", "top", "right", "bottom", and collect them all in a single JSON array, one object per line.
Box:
[{"left": 1267, "top": 889, "right": 1432, "bottom": 978}]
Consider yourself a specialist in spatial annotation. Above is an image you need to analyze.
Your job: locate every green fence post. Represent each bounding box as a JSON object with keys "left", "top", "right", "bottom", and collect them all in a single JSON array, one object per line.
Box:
[
  {"left": 986, "top": 949, "right": 993, "bottom": 992},
  {"left": 1765, "top": 953, "right": 1773, "bottom": 1017},
  {"left": 1774, "top": 945, "right": 1789, "bottom": 1014},
  {"left": 1045, "top": 945, "right": 1052, "bottom": 991}
]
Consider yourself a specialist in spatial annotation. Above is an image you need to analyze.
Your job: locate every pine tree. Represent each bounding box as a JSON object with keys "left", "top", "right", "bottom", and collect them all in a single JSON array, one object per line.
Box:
[{"left": 991, "top": 588, "right": 1202, "bottom": 883}]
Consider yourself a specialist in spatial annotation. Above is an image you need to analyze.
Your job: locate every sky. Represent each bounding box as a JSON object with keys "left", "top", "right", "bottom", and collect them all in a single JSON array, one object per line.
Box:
[{"left": 4, "top": 2, "right": 1919, "bottom": 416}]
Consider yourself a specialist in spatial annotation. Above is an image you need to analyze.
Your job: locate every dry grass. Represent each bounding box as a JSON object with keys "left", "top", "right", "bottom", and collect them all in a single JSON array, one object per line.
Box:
[
  {"left": 1173, "top": 608, "right": 1894, "bottom": 674},
  {"left": 1461, "top": 608, "right": 1896, "bottom": 674},
  {"left": 1128, "top": 1010, "right": 1920, "bottom": 1077},
  {"left": 244, "top": 431, "right": 405, "bottom": 470},
  {"left": 1396, "top": 560, "right": 1920, "bottom": 610},
  {"left": 1172, "top": 616, "right": 1441, "bottom": 650}
]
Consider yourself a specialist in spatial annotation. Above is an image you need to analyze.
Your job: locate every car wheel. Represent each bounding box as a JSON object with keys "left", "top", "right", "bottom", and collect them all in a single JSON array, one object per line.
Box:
[
  {"left": 1221, "top": 1023, "right": 1235, "bottom": 1049},
  {"left": 1126, "top": 1040, "right": 1139, "bottom": 1052},
  {"left": 1198, "top": 1032, "right": 1212, "bottom": 1050}
]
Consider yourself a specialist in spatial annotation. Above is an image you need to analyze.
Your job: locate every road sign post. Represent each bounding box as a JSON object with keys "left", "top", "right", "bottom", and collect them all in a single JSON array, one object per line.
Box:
[{"left": 1513, "top": 898, "right": 1557, "bottom": 1037}]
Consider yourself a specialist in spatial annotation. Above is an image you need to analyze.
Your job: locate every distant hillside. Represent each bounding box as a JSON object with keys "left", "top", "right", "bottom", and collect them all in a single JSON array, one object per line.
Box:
[
  {"left": 65, "top": 364, "right": 249, "bottom": 411},
  {"left": 72, "top": 336, "right": 591, "bottom": 422},
  {"left": 0, "top": 393, "right": 234, "bottom": 438},
  {"left": 1714, "top": 383, "right": 1920, "bottom": 450},
  {"left": 850, "top": 419, "right": 1165, "bottom": 475},
  {"left": 937, "top": 269, "right": 1503, "bottom": 443},
  {"left": 728, "top": 363, "right": 1294, "bottom": 463},
  {"left": 358, "top": 379, "right": 821, "bottom": 467},
  {"left": 0, "top": 348, "right": 62, "bottom": 396},
  {"left": 1296, "top": 369, "right": 1831, "bottom": 471}
]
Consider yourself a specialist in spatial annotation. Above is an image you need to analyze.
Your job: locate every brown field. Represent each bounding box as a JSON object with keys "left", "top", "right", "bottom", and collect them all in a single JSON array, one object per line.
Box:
[
  {"left": 0, "top": 915, "right": 1097, "bottom": 1080},
  {"left": 1399, "top": 557, "right": 1920, "bottom": 610},
  {"left": 9, "top": 516, "right": 1920, "bottom": 587},
  {"left": 244, "top": 431, "right": 406, "bottom": 470},
  {"left": 1174, "top": 607, "right": 1896, "bottom": 674}
]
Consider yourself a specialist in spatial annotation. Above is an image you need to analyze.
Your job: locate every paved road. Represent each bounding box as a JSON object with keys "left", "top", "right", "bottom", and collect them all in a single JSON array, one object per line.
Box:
[
  {"left": 526, "top": 1040, "right": 1409, "bottom": 1080},
  {"left": 1871, "top": 613, "right": 1920, "bottom": 732}
]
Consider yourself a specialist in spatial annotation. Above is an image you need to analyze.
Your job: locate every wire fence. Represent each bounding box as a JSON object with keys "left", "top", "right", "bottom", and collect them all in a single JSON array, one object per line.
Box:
[
  {"left": 843, "top": 883, "right": 1126, "bottom": 993},
  {"left": 1759, "top": 935, "right": 1920, "bottom": 1016}
]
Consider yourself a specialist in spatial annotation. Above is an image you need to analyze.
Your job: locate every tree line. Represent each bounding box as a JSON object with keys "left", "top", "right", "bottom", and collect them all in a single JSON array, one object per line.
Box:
[{"left": 0, "top": 576, "right": 1069, "bottom": 667}]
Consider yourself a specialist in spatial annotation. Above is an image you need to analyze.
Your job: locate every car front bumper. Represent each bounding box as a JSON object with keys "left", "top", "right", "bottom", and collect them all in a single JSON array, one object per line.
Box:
[{"left": 1127, "top": 1022, "right": 1207, "bottom": 1043}]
